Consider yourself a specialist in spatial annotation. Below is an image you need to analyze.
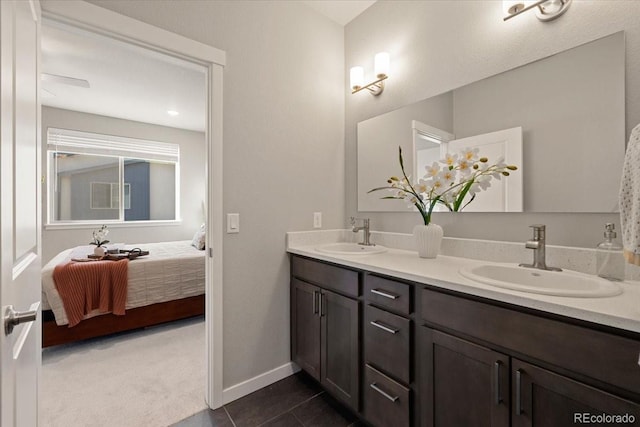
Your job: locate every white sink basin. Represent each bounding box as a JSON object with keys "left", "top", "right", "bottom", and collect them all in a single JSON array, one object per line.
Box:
[
  {"left": 459, "top": 264, "right": 622, "bottom": 298},
  {"left": 316, "top": 243, "right": 388, "bottom": 255}
]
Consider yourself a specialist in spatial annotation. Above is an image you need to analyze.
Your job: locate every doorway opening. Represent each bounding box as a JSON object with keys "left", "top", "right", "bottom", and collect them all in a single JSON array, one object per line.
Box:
[{"left": 38, "top": 3, "right": 224, "bottom": 423}]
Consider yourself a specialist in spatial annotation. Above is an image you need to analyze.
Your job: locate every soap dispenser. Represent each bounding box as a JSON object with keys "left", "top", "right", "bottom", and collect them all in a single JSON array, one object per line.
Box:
[{"left": 596, "top": 223, "right": 624, "bottom": 281}]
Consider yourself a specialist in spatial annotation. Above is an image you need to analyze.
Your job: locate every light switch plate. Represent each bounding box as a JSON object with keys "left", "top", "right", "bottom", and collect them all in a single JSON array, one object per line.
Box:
[
  {"left": 227, "top": 213, "right": 239, "bottom": 233},
  {"left": 313, "top": 212, "right": 322, "bottom": 229}
]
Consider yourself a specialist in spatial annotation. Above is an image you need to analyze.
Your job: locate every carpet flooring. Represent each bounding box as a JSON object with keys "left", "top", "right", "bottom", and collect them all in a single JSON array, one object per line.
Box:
[{"left": 40, "top": 316, "right": 207, "bottom": 427}]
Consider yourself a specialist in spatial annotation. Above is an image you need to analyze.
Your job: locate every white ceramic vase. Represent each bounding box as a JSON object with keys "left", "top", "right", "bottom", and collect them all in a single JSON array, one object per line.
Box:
[
  {"left": 93, "top": 245, "right": 106, "bottom": 257},
  {"left": 413, "top": 223, "right": 443, "bottom": 259}
]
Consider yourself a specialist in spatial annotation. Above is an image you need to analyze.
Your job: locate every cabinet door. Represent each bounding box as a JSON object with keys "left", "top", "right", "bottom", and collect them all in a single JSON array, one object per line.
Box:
[
  {"left": 291, "top": 278, "right": 321, "bottom": 380},
  {"left": 512, "top": 359, "right": 640, "bottom": 427},
  {"left": 320, "top": 289, "right": 360, "bottom": 411},
  {"left": 421, "top": 328, "right": 510, "bottom": 427}
]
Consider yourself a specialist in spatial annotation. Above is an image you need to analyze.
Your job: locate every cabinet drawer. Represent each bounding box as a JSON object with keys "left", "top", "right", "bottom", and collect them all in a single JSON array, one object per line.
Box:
[
  {"left": 291, "top": 256, "right": 359, "bottom": 297},
  {"left": 364, "top": 364, "right": 410, "bottom": 427},
  {"left": 364, "top": 274, "right": 411, "bottom": 315},
  {"left": 365, "top": 305, "right": 411, "bottom": 384},
  {"left": 421, "top": 288, "right": 640, "bottom": 395}
]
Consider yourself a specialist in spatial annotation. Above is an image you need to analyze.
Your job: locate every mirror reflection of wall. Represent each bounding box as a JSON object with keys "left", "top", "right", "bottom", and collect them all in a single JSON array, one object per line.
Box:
[{"left": 357, "top": 31, "right": 625, "bottom": 213}]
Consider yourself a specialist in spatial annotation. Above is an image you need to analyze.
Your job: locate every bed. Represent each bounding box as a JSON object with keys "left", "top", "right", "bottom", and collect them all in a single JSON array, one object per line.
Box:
[{"left": 41, "top": 240, "right": 205, "bottom": 347}]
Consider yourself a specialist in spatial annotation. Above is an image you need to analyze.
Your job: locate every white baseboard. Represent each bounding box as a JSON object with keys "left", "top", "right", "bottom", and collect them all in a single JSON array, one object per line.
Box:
[{"left": 222, "top": 362, "right": 301, "bottom": 405}]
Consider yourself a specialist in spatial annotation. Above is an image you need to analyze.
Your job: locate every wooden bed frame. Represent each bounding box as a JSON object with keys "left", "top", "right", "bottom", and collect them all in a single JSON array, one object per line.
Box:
[{"left": 42, "top": 294, "right": 205, "bottom": 348}]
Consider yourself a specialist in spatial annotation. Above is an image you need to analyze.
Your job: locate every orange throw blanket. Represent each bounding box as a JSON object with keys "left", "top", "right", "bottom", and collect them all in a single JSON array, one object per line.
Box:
[{"left": 53, "top": 259, "right": 129, "bottom": 327}]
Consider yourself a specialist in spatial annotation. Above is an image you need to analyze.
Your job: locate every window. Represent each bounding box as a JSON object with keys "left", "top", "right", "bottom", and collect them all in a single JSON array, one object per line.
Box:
[
  {"left": 47, "top": 128, "right": 180, "bottom": 225},
  {"left": 90, "top": 183, "right": 130, "bottom": 209}
]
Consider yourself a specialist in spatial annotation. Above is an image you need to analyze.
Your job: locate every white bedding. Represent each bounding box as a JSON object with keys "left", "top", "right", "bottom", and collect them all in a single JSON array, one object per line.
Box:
[{"left": 41, "top": 240, "right": 205, "bottom": 326}]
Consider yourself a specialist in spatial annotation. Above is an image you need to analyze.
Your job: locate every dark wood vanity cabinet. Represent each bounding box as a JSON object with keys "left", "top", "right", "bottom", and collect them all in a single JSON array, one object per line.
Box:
[
  {"left": 290, "top": 257, "right": 360, "bottom": 411},
  {"left": 320, "top": 288, "right": 359, "bottom": 409},
  {"left": 290, "top": 254, "right": 640, "bottom": 427},
  {"left": 421, "top": 324, "right": 640, "bottom": 427},
  {"left": 512, "top": 359, "right": 640, "bottom": 427},
  {"left": 291, "top": 278, "right": 321, "bottom": 380},
  {"left": 421, "top": 328, "right": 510, "bottom": 427},
  {"left": 363, "top": 274, "right": 413, "bottom": 427},
  {"left": 420, "top": 288, "right": 640, "bottom": 427}
]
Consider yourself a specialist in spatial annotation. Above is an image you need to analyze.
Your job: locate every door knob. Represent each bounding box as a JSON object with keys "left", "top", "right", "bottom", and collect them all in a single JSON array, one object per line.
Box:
[{"left": 4, "top": 304, "right": 38, "bottom": 335}]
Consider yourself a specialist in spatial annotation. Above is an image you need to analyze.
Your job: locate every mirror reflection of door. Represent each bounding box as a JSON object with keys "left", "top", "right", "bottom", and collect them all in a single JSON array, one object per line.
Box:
[
  {"left": 446, "top": 127, "right": 523, "bottom": 212},
  {"left": 412, "top": 120, "right": 452, "bottom": 212},
  {"left": 412, "top": 121, "right": 523, "bottom": 212}
]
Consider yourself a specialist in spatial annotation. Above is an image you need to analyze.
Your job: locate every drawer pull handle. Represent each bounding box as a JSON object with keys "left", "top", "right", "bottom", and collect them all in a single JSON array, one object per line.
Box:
[
  {"left": 370, "top": 382, "right": 399, "bottom": 402},
  {"left": 371, "top": 288, "right": 399, "bottom": 300},
  {"left": 370, "top": 320, "right": 398, "bottom": 334},
  {"left": 515, "top": 369, "right": 523, "bottom": 415},
  {"left": 494, "top": 361, "right": 502, "bottom": 405}
]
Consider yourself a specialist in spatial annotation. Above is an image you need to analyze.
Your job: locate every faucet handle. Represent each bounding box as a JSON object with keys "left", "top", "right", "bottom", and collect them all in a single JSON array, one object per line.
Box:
[{"left": 350, "top": 216, "right": 356, "bottom": 226}]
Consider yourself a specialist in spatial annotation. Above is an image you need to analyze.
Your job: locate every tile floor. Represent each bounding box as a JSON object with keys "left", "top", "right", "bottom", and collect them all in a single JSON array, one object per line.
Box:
[{"left": 171, "top": 372, "right": 364, "bottom": 427}]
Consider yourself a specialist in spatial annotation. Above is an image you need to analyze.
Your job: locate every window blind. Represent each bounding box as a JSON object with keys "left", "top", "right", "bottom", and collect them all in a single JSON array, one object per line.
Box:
[{"left": 47, "top": 128, "right": 180, "bottom": 163}]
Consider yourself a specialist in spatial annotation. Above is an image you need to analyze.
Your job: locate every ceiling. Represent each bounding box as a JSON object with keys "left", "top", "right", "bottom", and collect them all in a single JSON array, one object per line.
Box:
[
  {"left": 41, "top": 20, "right": 207, "bottom": 132},
  {"left": 41, "top": 2, "right": 375, "bottom": 131},
  {"left": 302, "top": 0, "right": 376, "bottom": 25}
]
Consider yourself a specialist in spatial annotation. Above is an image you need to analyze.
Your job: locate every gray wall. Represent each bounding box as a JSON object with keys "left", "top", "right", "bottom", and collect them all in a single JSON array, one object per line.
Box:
[
  {"left": 358, "top": 91, "right": 453, "bottom": 211},
  {"left": 67, "top": 1, "right": 346, "bottom": 390},
  {"left": 346, "top": 1, "right": 640, "bottom": 249},
  {"left": 452, "top": 32, "right": 624, "bottom": 212},
  {"left": 42, "top": 106, "right": 206, "bottom": 263}
]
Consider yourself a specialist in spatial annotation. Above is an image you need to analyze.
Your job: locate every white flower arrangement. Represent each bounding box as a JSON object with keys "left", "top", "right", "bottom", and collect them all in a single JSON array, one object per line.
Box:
[
  {"left": 369, "top": 146, "right": 518, "bottom": 225},
  {"left": 90, "top": 224, "right": 110, "bottom": 247}
]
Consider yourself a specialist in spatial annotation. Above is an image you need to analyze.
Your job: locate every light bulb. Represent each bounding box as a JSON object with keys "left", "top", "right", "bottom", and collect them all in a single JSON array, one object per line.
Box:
[
  {"left": 350, "top": 66, "right": 364, "bottom": 90},
  {"left": 374, "top": 52, "right": 390, "bottom": 78}
]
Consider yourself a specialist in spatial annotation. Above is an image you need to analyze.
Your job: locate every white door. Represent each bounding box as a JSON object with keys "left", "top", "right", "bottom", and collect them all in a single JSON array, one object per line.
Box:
[
  {"left": 412, "top": 120, "right": 455, "bottom": 177},
  {"left": 447, "top": 127, "right": 523, "bottom": 212},
  {"left": 1, "top": 1, "right": 42, "bottom": 426}
]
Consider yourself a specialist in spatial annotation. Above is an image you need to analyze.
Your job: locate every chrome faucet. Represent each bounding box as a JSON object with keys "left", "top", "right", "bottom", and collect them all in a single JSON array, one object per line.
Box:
[
  {"left": 350, "top": 217, "right": 373, "bottom": 246},
  {"left": 519, "top": 224, "right": 562, "bottom": 271}
]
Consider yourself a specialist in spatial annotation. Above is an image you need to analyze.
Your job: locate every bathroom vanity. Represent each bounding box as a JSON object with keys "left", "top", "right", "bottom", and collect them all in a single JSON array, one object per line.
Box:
[{"left": 288, "top": 241, "right": 640, "bottom": 427}]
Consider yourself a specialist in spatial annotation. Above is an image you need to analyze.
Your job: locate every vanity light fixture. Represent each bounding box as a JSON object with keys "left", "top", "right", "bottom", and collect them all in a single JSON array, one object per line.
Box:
[
  {"left": 167, "top": 110, "right": 179, "bottom": 116},
  {"left": 503, "top": 0, "right": 572, "bottom": 22},
  {"left": 350, "top": 52, "right": 389, "bottom": 96}
]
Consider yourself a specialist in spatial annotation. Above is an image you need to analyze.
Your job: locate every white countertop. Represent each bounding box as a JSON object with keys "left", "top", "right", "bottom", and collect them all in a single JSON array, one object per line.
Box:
[{"left": 287, "top": 243, "right": 640, "bottom": 335}]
